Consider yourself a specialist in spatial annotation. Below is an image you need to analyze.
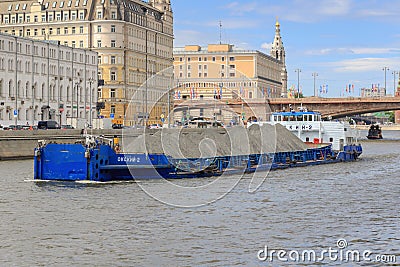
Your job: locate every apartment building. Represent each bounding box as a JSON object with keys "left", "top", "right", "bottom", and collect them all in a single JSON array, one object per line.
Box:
[
  {"left": 0, "top": 32, "right": 97, "bottom": 126},
  {"left": 0, "top": 0, "right": 174, "bottom": 126}
]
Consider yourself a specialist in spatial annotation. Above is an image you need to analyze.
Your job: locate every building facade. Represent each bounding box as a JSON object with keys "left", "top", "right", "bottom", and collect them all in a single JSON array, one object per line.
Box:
[
  {"left": 0, "top": 0, "right": 174, "bottom": 126},
  {"left": 172, "top": 21, "right": 287, "bottom": 124},
  {"left": 0, "top": 32, "right": 97, "bottom": 127}
]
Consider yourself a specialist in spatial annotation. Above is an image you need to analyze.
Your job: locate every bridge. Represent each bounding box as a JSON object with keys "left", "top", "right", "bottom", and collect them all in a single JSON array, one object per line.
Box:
[{"left": 174, "top": 97, "right": 400, "bottom": 120}]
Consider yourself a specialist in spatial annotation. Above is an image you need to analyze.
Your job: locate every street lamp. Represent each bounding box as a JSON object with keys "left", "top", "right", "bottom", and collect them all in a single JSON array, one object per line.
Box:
[
  {"left": 383, "top": 67, "right": 389, "bottom": 96},
  {"left": 392, "top": 71, "right": 398, "bottom": 97},
  {"left": 88, "top": 78, "right": 95, "bottom": 127},
  {"left": 312, "top": 72, "right": 318, "bottom": 97},
  {"left": 295, "top": 69, "right": 301, "bottom": 98}
]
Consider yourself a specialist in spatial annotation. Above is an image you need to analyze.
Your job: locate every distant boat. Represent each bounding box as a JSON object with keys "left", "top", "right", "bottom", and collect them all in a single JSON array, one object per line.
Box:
[{"left": 367, "top": 124, "right": 383, "bottom": 140}]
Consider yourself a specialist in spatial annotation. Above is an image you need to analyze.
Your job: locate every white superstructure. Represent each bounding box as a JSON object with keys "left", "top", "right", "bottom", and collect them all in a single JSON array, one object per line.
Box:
[{"left": 249, "top": 109, "right": 358, "bottom": 151}]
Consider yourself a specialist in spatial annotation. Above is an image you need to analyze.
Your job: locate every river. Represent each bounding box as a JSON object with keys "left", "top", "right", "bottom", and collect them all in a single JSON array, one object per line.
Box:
[{"left": 0, "top": 131, "right": 399, "bottom": 266}]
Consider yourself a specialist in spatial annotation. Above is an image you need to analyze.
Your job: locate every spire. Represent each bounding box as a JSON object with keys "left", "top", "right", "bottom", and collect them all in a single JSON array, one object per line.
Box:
[
  {"left": 270, "top": 19, "right": 288, "bottom": 97},
  {"left": 271, "top": 18, "right": 284, "bottom": 62}
]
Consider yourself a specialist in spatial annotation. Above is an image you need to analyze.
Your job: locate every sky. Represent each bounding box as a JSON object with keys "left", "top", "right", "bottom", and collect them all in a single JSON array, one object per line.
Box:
[{"left": 171, "top": 0, "right": 400, "bottom": 97}]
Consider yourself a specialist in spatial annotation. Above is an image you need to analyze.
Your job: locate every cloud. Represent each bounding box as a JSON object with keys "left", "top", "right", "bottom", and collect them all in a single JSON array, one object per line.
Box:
[
  {"left": 306, "top": 47, "right": 400, "bottom": 56},
  {"left": 329, "top": 57, "right": 400, "bottom": 72},
  {"left": 261, "top": 43, "right": 272, "bottom": 50},
  {"left": 221, "top": 0, "right": 400, "bottom": 23}
]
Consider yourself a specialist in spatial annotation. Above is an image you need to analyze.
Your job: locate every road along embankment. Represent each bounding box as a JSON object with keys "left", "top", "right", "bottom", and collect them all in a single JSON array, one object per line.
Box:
[{"left": 0, "top": 129, "right": 132, "bottom": 160}]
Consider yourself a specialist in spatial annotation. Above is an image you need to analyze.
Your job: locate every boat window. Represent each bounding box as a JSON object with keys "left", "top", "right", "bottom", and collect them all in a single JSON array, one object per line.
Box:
[
  {"left": 296, "top": 115, "right": 303, "bottom": 121},
  {"left": 283, "top": 116, "right": 288, "bottom": 121},
  {"left": 289, "top": 116, "right": 295, "bottom": 121},
  {"left": 306, "top": 137, "right": 310, "bottom": 142},
  {"left": 329, "top": 138, "right": 334, "bottom": 142}
]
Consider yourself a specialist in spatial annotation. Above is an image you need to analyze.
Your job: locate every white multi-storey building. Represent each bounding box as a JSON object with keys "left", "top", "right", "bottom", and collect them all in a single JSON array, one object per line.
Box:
[{"left": 0, "top": 32, "right": 98, "bottom": 127}]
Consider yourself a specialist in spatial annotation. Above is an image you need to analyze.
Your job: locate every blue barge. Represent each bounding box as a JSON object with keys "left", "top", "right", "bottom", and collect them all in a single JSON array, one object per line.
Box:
[{"left": 33, "top": 136, "right": 362, "bottom": 182}]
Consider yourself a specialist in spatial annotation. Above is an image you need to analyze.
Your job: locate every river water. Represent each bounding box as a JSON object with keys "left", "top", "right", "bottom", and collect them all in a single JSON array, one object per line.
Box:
[{"left": 0, "top": 131, "right": 399, "bottom": 266}]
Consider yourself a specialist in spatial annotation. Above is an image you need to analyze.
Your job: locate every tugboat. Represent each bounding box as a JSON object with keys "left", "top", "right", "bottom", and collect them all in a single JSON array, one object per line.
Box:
[
  {"left": 248, "top": 107, "right": 362, "bottom": 154},
  {"left": 367, "top": 124, "right": 383, "bottom": 140}
]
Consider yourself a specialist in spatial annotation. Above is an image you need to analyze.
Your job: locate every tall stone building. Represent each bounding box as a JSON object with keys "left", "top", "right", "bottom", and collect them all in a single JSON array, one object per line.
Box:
[
  {"left": 0, "top": 0, "right": 174, "bottom": 126},
  {"left": 0, "top": 32, "right": 97, "bottom": 126}
]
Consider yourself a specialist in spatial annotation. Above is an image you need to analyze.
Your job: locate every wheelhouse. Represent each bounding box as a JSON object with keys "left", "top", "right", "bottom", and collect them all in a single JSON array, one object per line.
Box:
[{"left": 271, "top": 111, "right": 322, "bottom": 123}]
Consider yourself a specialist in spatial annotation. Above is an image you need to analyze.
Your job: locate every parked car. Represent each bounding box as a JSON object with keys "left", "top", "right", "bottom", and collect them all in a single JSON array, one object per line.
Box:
[
  {"left": 61, "top": 125, "right": 74, "bottom": 129},
  {"left": 8, "top": 125, "right": 24, "bottom": 130},
  {"left": 38, "top": 121, "right": 61, "bottom": 130},
  {"left": 148, "top": 124, "right": 161, "bottom": 129}
]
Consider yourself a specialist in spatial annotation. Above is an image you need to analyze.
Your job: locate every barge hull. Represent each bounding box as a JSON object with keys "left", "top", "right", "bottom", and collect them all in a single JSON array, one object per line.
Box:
[{"left": 34, "top": 143, "right": 362, "bottom": 182}]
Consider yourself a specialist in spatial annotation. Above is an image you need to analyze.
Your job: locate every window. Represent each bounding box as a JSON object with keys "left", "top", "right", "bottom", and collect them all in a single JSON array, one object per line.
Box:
[
  {"left": 111, "top": 40, "right": 116, "bottom": 47},
  {"left": 111, "top": 25, "right": 116, "bottom": 32},
  {"left": 26, "top": 16, "right": 30, "bottom": 22},
  {"left": 56, "top": 28, "right": 61, "bottom": 35},
  {"left": 229, "top": 57, "right": 235, "bottom": 61},
  {"left": 97, "top": 11, "right": 102, "bottom": 19},
  {"left": 198, "top": 57, "right": 202, "bottom": 61},
  {"left": 4, "top": 17, "right": 9, "bottom": 24},
  {"left": 110, "top": 105, "right": 115, "bottom": 114},
  {"left": 79, "top": 41, "right": 84, "bottom": 48},
  {"left": 72, "top": 27, "right": 76, "bottom": 34},
  {"left": 222, "top": 57, "right": 225, "bottom": 61},
  {"left": 98, "top": 56, "right": 102, "bottom": 64},
  {"left": 56, "top": 13, "right": 61, "bottom": 21},
  {"left": 230, "top": 65, "right": 235, "bottom": 69},
  {"left": 110, "top": 71, "right": 116, "bottom": 81},
  {"left": 110, "top": 89, "right": 116, "bottom": 98},
  {"left": 60, "top": 1, "right": 64, "bottom": 8},
  {"left": 64, "top": 13, "right": 69, "bottom": 20},
  {"left": 34, "top": 29, "right": 38, "bottom": 36},
  {"left": 49, "top": 28, "right": 53, "bottom": 35},
  {"left": 111, "top": 56, "right": 116, "bottom": 64},
  {"left": 41, "top": 15, "right": 46, "bottom": 22},
  {"left": 71, "top": 12, "right": 76, "bottom": 20},
  {"left": 97, "top": 25, "right": 101, "bottom": 32},
  {"left": 41, "top": 28, "right": 45, "bottom": 35},
  {"left": 26, "top": 29, "right": 31, "bottom": 36},
  {"left": 79, "top": 26, "right": 84, "bottom": 34},
  {"left": 52, "top": 2, "right": 57, "bottom": 8},
  {"left": 48, "top": 14, "right": 53, "bottom": 22},
  {"left": 79, "top": 12, "right": 84, "bottom": 20},
  {"left": 97, "top": 40, "right": 101, "bottom": 47},
  {"left": 71, "top": 41, "right": 76, "bottom": 48},
  {"left": 64, "top": 27, "right": 68, "bottom": 34},
  {"left": 111, "top": 11, "right": 116, "bottom": 19}
]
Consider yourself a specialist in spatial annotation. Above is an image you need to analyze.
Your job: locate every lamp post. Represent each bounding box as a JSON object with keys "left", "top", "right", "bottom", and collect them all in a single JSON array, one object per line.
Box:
[
  {"left": 392, "top": 71, "right": 398, "bottom": 97},
  {"left": 383, "top": 67, "right": 389, "bottom": 96},
  {"left": 295, "top": 69, "right": 301, "bottom": 98},
  {"left": 88, "top": 78, "right": 95, "bottom": 127},
  {"left": 312, "top": 72, "right": 318, "bottom": 97}
]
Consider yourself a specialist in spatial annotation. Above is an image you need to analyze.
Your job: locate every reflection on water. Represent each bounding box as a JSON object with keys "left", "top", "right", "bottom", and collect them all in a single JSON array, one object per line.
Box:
[{"left": 0, "top": 140, "right": 399, "bottom": 266}]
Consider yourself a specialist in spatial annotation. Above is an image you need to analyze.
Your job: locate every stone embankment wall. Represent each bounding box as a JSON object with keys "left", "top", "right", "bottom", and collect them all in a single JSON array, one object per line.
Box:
[{"left": 0, "top": 129, "right": 130, "bottom": 160}]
